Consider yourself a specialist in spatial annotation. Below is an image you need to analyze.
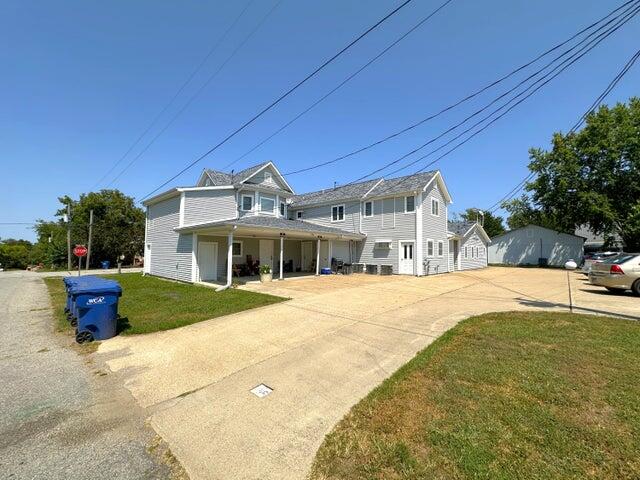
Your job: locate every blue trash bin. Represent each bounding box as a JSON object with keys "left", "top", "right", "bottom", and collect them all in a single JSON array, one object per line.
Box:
[
  {"left": 71, "top": 280, "right": 122, "bottom": 343},
  {"left": 65, "top": 276, "right": 100, "bottom": 326},
  {"left": 320, "top": 267, "right": 332, "bottom": 275},
  {"left": 101, "top": 260, "right": 110, "bottom": 269}
]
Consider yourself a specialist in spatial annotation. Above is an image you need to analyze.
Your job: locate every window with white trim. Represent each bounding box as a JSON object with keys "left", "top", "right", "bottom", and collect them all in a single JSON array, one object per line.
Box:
[
  {"left": 427, "top": 239, "right": 434, "bottom": 256},
  {"left": 241, "top": 195, "right": 253, "bottom": 211},
  {"left": 364, "top": 201, "right": 373, "bottom": 217},
  {"left": 296, "top": 210, "right": 303, "bottom": 219},
  {"left": 264, "top": 171, "right": 272, "bottom": 181},
  {"left": 431, "top": 198, "right": 439, "bottom": 216},
  {"left": 465, "top": 246, "right": 468, "bottom": 258},
  {"left": 280, "top": 202, "right": 285, "bottom": 216},
  {"left": 331, "top": 204, "right": 345, "bottom": 222},
  {"left": 232, "top": 241, "right": 243, "bottom": 257},
  {"left": 438, "top": 240, "right": 444, "bottom": 257},
  {"left": 259, "top": 195, "right": 275, "bottom": 214},
  {"left": 404, "top": 195, "right": 415, "bottom": 213}
]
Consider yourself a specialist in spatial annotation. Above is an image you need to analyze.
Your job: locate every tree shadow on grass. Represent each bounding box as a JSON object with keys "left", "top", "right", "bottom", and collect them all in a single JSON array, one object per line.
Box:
[{"left": 516, "top": 297, "right": 640, "bottom": 322}]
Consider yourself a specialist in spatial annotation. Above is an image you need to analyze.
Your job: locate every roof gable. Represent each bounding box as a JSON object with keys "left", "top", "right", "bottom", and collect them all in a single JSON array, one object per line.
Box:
[{"left": 239, "top": 162, "right": 294, "bottom": 193}]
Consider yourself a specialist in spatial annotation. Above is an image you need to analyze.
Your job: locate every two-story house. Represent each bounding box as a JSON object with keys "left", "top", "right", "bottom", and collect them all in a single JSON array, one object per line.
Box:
[{"left": 143, "top": 161, "right": 488, "bottom": 289}]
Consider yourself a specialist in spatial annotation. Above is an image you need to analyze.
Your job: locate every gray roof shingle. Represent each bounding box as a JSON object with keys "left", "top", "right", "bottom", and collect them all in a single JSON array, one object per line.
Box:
[
  {"left": 204, "top": 162, "right": 271, "bottom": 186},
  {"left": 448, "top": 221, "right": 476, "bottom": 236},
  {"left": 289, "top": 171, "right": 437, "bottom": 207},
  {"left": 177, "top": 215, "right": 363, "bottom": 238}
]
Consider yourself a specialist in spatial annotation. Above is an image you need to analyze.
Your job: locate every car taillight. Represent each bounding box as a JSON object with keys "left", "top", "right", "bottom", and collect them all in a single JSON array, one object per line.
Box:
[{"left": 610, "top": 264, "right": 624, "bottom": 275}]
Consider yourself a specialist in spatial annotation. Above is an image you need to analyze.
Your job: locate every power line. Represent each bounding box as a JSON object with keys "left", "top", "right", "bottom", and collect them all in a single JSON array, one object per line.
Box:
[
  {"left": 106, "top": 0, "right": 284, "bottom": 188},
  {"left": 139, "top": 0, "right": 416, "bottom": 202},
  {"left": 347, "top": 2, "right": 639, "bottom": 192},
  {"left": 487, "top": 46, "right": 640, "bottom": 213},
  {"left": 281, "top": 0, "right": 638, "bottom": 176},
  {"left": 92, "top": 0, "right": 256, "bottom": 189},
  {"left": 223, "top": 0, "right": 455, "bottom": 171},
  {"left": 365, "top": 5, "right": 639, "bottom": 198}
]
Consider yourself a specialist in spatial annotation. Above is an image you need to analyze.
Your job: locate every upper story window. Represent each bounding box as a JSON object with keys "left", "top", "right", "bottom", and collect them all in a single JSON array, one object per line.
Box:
[
  {"left": 260, "top": 194, "right": 275, "bottom": 214},
  {"left": 431, "top": 197, "right": 440, "bottom": 216},
  {"left": 405, "top": 196, "right": 415, "bottom": 213},
  {"left": 331, "top": 204, "right": 345, "bottom": 222},
  {"left": 264, "top": 171, "right": 272, "bottom": 181},
  {"left": 296, "top": 211, "right": 303, "bottom": 219},
  {"left": 364, "top": 201, "right": 373, "bottom": 217},
  {"left": 241, "top": 195, "right": 253, "bottom": 211},
  {"left": 280, "top": 202, "right": 286, "bottom": 216}
]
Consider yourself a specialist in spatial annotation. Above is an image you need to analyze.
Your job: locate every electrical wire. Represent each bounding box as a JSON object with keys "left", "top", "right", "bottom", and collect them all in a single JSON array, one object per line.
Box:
[{"left": 139, "top": 0, "right": 415, "bottom": 201}]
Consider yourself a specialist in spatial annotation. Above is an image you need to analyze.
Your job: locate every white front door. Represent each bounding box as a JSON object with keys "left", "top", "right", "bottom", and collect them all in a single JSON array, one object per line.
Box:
[
  {"left": 198, "top": 242, "right": 218, "bottom": 281},
  {"left": 301, "top": 241, "right": 313, "bottom": 271},
  {"left": 399, "top": 241, "right": 415, "bottom": 275},
  {"left": 259, "top": 239, "right": 274, "bottom": 271}
]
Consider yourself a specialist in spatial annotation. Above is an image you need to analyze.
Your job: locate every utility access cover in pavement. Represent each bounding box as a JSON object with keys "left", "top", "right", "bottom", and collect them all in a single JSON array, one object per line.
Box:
[{"left": 250, "top": 384, "right": 273, "bottom": 398}]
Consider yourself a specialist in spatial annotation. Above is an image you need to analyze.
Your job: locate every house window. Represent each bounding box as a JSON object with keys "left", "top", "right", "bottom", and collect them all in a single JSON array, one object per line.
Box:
[
  {"left": 465, "top": 246, "right": 468, "bottom": 258},
  {"left": 364, "top": 201, "right": 373, "bottom": 217},
  {"left": 438, "top": 240, "right": 443, "bottom": 257},
  {"left": 280, "top": 202, "right": 286, "bottom": 216},
  {"left": 241, "top": 195, "right": 253, "bottom": 211},
  {"left": 431, "top": 198, "right": 439, "bottom": 216},
  {"left": 264, "top": 171, "right": 272, "bottom": 181},
  {"left": 405, "top": 196, "right": 415, "bottom": 213},
  {"left": 427, "top": 239, "right": 434, "bottom": 256},
  {"left": 296, "top": 211, "right": 303, "bottom": 219},
  {"left": 331, "top": 204, "right": 345, "bottom": 222},
  {"left": 232, "top": 241, "right": 243, "bottom": 257},
  {"left": 260, "top": 195, "right": 275, "bottom": 214},
  {"left": 374, "top": 240, "right": 392, "bottom": 249}
]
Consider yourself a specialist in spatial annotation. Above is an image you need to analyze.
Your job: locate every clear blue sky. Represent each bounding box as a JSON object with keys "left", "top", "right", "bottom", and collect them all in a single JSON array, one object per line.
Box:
[{"left": 2, "top": 0, "right": 638, "bottom": 241}]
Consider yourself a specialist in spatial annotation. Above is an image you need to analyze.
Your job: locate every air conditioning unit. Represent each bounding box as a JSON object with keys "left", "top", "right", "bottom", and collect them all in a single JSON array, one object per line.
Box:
[{"left": 374, "top": 240, "right": 392, "bottom": 249}]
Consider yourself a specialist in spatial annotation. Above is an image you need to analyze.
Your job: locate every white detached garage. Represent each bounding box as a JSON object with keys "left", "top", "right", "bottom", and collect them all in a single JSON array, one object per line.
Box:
[{"left": 489, "top": 224, "right": 585, "bottom": 267}]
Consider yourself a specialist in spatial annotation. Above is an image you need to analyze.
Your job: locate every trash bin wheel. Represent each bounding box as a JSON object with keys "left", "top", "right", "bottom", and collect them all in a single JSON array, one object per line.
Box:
[
  {"left": 76, "top": 331, "right": 94, "bottom": 344},
  {"left": 70, "top": 318, "right": 78, "bottom": 327}
]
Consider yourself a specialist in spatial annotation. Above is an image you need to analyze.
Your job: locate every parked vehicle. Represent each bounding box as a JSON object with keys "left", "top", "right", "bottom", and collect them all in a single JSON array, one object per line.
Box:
[
  {"left": 588, "top": 253, "right": 640, "bottom": 295},
  {"left": 581, "top": 251, "right": 620, "bottom": 275}
]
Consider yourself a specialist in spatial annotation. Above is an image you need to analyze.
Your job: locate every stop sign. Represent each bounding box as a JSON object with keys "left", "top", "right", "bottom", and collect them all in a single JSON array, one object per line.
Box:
[{"left": 73, "top": 245, "right": 88, "bottom": 257}]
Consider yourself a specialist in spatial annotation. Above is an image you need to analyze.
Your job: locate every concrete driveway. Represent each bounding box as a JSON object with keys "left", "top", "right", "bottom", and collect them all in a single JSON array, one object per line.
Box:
[{"left": 97, "top": 267, "right": 638, "bottom": 480}]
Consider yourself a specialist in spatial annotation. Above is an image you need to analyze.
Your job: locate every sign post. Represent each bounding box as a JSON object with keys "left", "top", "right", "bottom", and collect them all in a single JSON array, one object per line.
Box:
[{"left": 74, "top": 245, "right": 88, "bottom": 277}]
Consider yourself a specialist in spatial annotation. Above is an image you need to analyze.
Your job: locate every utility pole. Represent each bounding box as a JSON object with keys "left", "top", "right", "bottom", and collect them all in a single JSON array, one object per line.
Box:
[
  {"left": 86, "top": 209, "right": 94, "bottom": 271},
  {"left": 66, "top": 203, "right": 71, "bottom": 271}
]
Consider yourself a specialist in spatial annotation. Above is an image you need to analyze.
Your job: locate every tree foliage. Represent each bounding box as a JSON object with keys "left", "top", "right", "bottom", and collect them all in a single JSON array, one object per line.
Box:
[
  {"left": 503, "top": 98, "right": 640, "bottom": 250},
  {"left": 0, "top": 239, "right": 33, "bottom": 269},
  {"left": 34, "top": 190, "right": 144, "bottom": 268},
  {"left": 459, "top": 208, "right": 506, "bottom": 238}
]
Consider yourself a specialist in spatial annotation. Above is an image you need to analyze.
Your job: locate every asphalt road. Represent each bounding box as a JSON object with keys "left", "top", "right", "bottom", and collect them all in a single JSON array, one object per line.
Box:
[{"left": 0, "top": 271, "right": 170, "bottom": 479}]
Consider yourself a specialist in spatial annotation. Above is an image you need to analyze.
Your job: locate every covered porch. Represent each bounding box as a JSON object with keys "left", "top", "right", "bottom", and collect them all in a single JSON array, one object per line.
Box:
[{"left": 175, "top": 216, "right": 365, "bottom": 289}]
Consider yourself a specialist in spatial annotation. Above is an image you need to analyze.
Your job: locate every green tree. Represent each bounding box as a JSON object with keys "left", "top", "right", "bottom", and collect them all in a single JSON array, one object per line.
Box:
[
  {"left": 0, "top": 239, "right": 32, "bottom": 269},
  {"left": 34, "top": 190, "right": 144, "bottom": 268},
  {"left": 503, "top": 97, "right": 640, "bottom": 250},
  {"left": 459, "top": 208, "right": 506, "bottom": 238}
]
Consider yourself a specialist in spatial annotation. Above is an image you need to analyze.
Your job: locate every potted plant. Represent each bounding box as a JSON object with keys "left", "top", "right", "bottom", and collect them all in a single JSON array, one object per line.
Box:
[{"left": 259, "top": 264, "right": 272, "bottom": 283}]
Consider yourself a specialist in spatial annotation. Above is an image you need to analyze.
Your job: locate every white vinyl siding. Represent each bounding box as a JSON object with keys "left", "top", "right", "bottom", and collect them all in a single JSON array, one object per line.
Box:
[
  {"left": 460, "top": 232, "right": 488, "bottom": 270},
  {"left": 147, "top": 196, "right": 193, "bottom": 282},
  {"left": 299, "top": 201, "right": 360, "bottom": 233},
  {"left": 182, "top": 189, "right": 236, "bottom": 225},
  {"left": 422, "top": 183, "right": 448, "bottom": 274},
  {"left": 357, "top": 196, "right": 416, "bottom": 274}
]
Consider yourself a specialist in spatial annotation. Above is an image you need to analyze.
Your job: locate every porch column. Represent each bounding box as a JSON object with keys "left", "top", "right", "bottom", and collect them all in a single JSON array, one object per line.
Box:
[
  {"left": 316, "top": 237, "right": 321, "bottom": 275},
  {"left": 226, "top": 230, "right": 234, "bottom": 287},
  {"left": 279, "top": 233, "right": 284, "bottom": 280}
]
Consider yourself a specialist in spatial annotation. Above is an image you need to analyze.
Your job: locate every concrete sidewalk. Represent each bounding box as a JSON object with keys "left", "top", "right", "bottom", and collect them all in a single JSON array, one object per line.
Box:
[{"left": 96, "top": 267, "right": 638, "bottom": 480}]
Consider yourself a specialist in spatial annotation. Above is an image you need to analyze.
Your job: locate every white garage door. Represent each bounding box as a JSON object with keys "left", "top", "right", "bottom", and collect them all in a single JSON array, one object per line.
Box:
[{"left": 332, "top": 241, "right": 350, "bottom": 263}]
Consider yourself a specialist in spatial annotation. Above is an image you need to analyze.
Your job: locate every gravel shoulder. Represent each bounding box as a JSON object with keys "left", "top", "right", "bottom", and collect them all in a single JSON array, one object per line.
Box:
[{"left": 0, "top": 271, "right": 178, "bottom": 479}]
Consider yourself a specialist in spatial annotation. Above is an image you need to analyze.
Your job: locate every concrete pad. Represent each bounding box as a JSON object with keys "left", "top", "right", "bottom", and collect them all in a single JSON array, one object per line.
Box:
[{"left": 97, "top": 267, "right": 639, "bottom": 480}]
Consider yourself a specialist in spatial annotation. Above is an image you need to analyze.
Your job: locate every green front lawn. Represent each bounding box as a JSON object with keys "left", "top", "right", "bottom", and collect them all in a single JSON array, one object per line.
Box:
[
  {"left": 311, "top": 312, "right": 640, "bottom": 479},
  {"left": 44, "top": 273, "right": 285, "bottom": 335}
]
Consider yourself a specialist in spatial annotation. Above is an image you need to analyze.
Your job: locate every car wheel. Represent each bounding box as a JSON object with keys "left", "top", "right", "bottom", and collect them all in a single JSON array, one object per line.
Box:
[
  {"left": 632, "top": 280, "right": 640, "bottom": 297},
  {"left": 605, "top": 287, "right": 625, "bottom": 294}
]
